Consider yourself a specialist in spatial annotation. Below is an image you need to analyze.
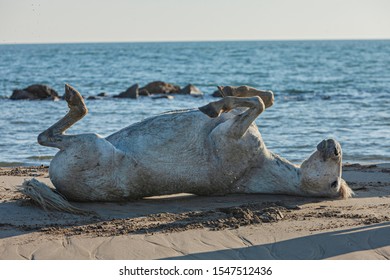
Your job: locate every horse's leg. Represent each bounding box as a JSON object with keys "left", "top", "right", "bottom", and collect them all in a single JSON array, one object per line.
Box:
[
  {"left": 219, "top": 85, "right": 274, "bottom": 108},
  {"left": 37, "top": 84, "right": 87, "bottom": 149},
  {"left": 199, "top": 96, "right": 265, "bottom": 139}
]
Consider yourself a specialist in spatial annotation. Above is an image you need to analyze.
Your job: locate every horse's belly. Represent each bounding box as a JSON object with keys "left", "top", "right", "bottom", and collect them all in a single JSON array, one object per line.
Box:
[{"left": 128, "top": 148, "right": 216, "bottom": 195}]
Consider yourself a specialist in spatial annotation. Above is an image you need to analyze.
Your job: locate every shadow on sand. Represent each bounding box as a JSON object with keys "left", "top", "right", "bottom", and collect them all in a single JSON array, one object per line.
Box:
[{"left": 164, "top": 222, "right": 390, "bottom": 260}]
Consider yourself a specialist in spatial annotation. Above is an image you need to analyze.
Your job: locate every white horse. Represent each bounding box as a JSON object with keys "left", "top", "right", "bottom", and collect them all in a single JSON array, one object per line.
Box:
[{"left": 36, "top": 84, "right": 352, "bottom": 202}]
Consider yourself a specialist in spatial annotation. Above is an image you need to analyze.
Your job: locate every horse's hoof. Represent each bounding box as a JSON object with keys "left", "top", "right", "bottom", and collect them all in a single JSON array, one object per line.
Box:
[
  {"left": 65, "top": 84, "right": 84, "bottom": 106},
  {"left": 198, "top": 104, "right": 220, "bottom": 118}
]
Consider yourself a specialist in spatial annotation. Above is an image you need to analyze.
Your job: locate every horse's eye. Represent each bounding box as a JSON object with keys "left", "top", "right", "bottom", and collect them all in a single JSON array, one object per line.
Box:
[{"left": 331, "top": 180, "right": 338, "bottom": 188}]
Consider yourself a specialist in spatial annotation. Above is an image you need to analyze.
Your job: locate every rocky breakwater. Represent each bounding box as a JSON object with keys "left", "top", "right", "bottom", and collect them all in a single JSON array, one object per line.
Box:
[
  {"left": 8, "top": 81, "right": 205, "bottom": 101},
  {"left": 111, "top": 81, "right": 203, "bottom": 100}
]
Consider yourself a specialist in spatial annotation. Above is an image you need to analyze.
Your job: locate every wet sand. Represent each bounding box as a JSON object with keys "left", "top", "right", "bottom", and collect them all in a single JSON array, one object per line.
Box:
[{"left": 1, "top": 164, "right": 390, "bottom": 260}]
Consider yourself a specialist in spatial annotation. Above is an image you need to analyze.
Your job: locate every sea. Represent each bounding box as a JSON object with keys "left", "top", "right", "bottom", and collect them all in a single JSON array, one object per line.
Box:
[{"left": 0, "top": 40, "right": 389, "bottom": 167}]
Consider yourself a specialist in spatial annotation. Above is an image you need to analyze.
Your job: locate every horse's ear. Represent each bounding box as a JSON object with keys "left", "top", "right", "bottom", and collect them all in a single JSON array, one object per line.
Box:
[
  {"left": 340, "top": 178, "right": 354, "bottom": 199},
  {"left": 217, "top": 86, "right": 226, "bottom": 97}
]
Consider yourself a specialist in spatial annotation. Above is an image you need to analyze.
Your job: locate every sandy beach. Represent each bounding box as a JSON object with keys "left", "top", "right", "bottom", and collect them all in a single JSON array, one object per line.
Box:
[{"left": 0, "top": 163, "right": 389, "bottom": 260}]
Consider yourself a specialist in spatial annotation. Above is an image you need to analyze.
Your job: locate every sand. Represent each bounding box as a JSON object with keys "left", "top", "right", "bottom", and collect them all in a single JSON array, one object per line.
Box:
[{"left": 0, "top": 164, "right": 390, "bottom": 260}]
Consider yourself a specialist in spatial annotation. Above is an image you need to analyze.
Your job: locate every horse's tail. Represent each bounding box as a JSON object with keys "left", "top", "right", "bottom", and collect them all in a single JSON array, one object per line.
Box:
[{"left": 19, "top": 178, "right": 93, "bottom": 215}]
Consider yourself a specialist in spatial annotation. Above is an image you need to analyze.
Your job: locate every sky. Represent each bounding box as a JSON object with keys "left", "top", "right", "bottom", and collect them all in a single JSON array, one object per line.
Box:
[{"left": 0, "top": 0, "right": 389, "bottom": 44}]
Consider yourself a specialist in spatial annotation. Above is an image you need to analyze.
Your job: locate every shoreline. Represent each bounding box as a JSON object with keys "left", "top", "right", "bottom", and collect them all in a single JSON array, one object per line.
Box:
[{"left": 1, "top": 163, "right": 390, "bottom": 259}]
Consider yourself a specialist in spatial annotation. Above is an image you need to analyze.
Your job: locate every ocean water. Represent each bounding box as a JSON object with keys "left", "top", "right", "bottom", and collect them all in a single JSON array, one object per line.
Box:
[{"left": 0, "top": 40, "right": 389, "bottom": 166}]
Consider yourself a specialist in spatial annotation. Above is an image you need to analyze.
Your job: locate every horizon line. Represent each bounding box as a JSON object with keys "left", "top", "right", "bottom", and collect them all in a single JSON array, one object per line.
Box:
[{"left": 1, "top": 37, "right": 390, "bottom": 46}]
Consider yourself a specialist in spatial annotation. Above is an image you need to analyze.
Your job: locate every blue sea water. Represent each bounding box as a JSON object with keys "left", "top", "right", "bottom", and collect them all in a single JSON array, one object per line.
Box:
[{"left": 0, "top": 40, "right": 389, "bottom": 166}]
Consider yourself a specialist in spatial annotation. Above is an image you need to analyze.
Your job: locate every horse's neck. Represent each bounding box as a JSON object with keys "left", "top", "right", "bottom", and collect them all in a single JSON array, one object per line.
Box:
[{"left": 242, "top": 151, "right": 302, "bottom": 195}]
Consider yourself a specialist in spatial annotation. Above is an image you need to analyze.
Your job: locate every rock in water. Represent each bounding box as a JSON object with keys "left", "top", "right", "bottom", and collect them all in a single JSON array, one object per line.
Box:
[
  {"left": 88, "top": 92, "right": 108, "bottom": 100},
  {"left": 87, "top": 96, "right": 103, "bottom": 100},
  {"left": 10, "top": 84, "right": 60, "bottom": 100},
  {"left": 180, "top": 84, "right": 203, "bottom": 97},
  {"left": 114, "top": 84, "right": 139, "bottom": 99},
  {"left": 141, "top": 81, "right": 181, "bottom": 94}
]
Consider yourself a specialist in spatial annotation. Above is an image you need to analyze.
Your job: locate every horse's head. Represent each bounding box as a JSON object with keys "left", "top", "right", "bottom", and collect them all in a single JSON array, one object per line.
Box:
[{"left": 300, "top": 139, "right": 353, "bottom": 198}]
